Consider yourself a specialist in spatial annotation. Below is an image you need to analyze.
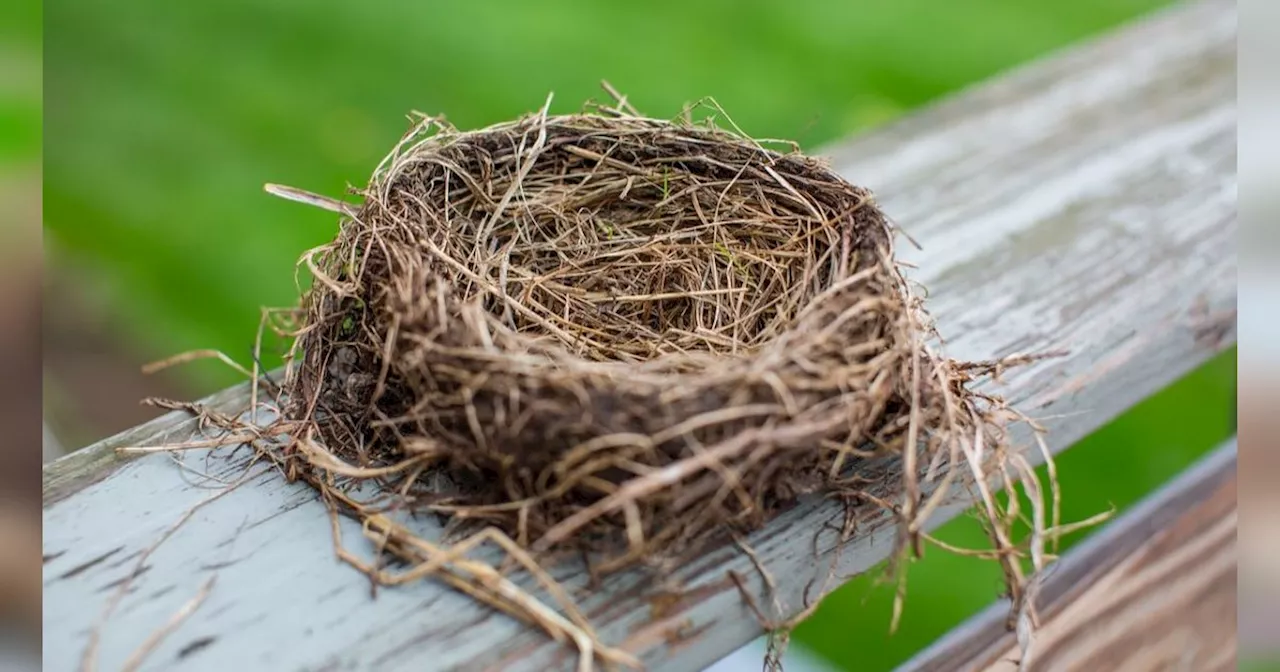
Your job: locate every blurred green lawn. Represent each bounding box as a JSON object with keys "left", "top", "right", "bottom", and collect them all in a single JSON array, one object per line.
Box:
[
  {"left": 43, "top": 0, "right": 1238, "bottom": 669},
  {"left": 0, "top": 0, "right": 39, "bottom": 165}
]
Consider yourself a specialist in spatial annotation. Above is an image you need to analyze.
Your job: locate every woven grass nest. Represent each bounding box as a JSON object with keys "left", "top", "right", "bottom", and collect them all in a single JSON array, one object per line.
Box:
[{"left": 264, "top": 93, "right": 1052, "bottom": 666}]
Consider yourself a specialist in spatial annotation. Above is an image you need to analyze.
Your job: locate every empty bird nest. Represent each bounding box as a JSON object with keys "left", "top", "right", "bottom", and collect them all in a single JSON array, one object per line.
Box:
[{"left": 236, "top": 91, "right": 1062, "bottom": 669}]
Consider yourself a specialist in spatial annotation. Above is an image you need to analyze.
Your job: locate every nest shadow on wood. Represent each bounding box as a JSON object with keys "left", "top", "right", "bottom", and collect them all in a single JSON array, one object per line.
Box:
[{"left": 266, "top": 94, "right": 1052, "bottom": 668}]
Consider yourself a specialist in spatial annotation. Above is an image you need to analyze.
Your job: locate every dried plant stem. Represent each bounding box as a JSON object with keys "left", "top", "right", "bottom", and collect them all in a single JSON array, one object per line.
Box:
[{"left": 120, "top": 577, "right": 216, "bottom": 672}]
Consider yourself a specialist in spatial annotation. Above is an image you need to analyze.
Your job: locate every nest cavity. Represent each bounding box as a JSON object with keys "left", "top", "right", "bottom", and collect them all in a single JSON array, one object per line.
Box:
[{"left": 284, "top": 105, "right": 1006, "bottom": 576}]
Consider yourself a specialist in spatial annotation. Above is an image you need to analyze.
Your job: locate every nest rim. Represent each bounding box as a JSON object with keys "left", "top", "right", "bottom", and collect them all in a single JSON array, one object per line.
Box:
[{"left": 276, "top": 99, "right": 1027, "bottom": 585}]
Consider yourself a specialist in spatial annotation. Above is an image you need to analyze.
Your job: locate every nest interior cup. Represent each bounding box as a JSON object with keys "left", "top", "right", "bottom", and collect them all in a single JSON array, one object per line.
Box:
[{"left": 286, "top": 107, "right": 980, "bottom": 573}]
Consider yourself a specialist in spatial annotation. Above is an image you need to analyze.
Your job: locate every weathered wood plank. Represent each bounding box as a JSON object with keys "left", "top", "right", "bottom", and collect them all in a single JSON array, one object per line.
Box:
[
  {"left": 42, "top": 1, "right": 1237, "bottom": 670},
  {"left": 41, "top": 381, "right": 257, "bottom": 507},
  {"left": 897, "top": 438, "right": 1238, "bottom": 672}
]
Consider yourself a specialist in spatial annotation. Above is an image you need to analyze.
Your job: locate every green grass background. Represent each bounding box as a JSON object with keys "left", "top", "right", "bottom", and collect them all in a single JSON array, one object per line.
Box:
[
  {"left": 41, "top": 0, "right": 1238, "bottom": 669},
  {"left": 0, "top": 0, "right": 39, "bottom": 166}
]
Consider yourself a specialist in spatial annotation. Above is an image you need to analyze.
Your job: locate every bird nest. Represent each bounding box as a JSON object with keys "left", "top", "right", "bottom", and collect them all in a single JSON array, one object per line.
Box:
[{"left": 252, "top": 94, "right": 1057, "bottom": 669}]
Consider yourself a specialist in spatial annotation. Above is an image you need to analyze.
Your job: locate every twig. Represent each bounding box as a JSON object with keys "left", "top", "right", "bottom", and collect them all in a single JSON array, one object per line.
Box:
[
  {"left": 81, "top": 470, "right": 260, "bottom": 672},
  {"left": 120, "top": 576, "right": 217, "bottom": 672},
  {"left": 264, "top": 183, "right": 360, "bottom": 217}
]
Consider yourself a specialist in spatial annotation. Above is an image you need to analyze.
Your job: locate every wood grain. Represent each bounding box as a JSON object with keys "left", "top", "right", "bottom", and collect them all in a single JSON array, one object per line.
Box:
[
  {"left": 41, "top": 1, "right": 1237, "bottom": 670},
  {"left": 897, "top": 439, "right": 1237, "bottom": 672}
]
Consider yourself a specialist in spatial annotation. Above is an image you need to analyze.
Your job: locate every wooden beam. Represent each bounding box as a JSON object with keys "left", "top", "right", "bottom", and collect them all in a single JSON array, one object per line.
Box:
[
  {"left": 42, "top": 1, "right": 1237, "bottom": 670},
  {"left": 897, "top": 438, "right": 1238, "bottom": 672}
]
